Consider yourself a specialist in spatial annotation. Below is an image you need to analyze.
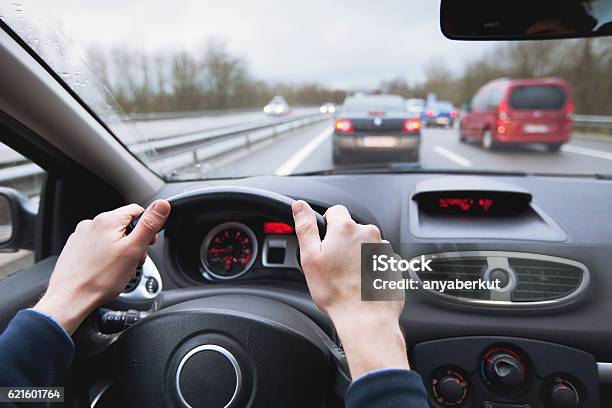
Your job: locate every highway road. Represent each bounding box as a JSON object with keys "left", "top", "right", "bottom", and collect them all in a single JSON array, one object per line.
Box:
[
  {"left": 2, "top": 111, "right": 612, "bottom": 181},
  {"left": 175, "top": 120, "right": 612, "bottom": 179}
]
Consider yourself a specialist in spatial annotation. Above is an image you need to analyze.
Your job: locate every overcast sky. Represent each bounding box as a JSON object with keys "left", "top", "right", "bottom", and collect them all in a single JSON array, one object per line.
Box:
[{"left": 3, "top": 0, "right": 500, "bottom": 89}]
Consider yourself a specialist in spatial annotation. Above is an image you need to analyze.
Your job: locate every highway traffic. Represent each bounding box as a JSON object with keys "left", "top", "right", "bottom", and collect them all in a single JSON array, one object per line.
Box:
[
  {"left": 3, "top": 108, "right": 611, "bottom": 192},
  {"left": 172, "top": 118, "right": 612, "bottom": 179}
]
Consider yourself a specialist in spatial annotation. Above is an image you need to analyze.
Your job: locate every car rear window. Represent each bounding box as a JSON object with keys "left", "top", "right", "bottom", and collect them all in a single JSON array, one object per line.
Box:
[
  {"left": 509, "top": 86, "right": 566, "bottom": 110},
  {"left": 344, "top": 97, "right": 406, "bottom": 112},
  {"left": 436, "top": 102, "right": 454, "bottom": 111}
]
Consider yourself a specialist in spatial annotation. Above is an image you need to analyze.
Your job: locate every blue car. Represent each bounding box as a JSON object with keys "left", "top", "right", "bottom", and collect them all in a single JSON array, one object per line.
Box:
[{"left": 423, "top": 100, "right": 458, "bottom": 128}]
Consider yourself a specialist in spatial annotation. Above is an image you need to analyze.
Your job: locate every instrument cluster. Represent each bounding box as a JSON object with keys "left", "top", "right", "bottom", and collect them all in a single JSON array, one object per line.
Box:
[{"left": 169, "top": 214, "right": 305, "bottom": 284}]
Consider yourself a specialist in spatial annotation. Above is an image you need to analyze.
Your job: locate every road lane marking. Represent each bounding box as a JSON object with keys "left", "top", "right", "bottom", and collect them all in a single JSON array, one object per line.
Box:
[
  {"left": 562, "top": 144, "right": 612, "bottom": 161},
  {"left": 274, "top": 126, "right": 334, "bottom": 175},
  {"left": 433, "top": 145, "right": 472, "bottom": 167}
]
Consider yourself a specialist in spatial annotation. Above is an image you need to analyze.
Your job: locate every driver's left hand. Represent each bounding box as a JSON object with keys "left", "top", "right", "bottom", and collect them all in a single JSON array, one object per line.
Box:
[{"left": 33, "top": 200, "right": 171, "bottom": 334}]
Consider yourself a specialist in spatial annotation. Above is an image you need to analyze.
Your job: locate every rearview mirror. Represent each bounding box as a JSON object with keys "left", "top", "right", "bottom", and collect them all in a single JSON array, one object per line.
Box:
[
  {"left": 441, "top": 0, "right": 612, "bottom": 40},
  {"left": 0, "top": 187, "right": 37, "bottom": 252}
]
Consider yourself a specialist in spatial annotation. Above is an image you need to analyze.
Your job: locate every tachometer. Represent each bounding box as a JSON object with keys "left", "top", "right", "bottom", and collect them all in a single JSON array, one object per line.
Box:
[{"left": 200, "top": 222, "right": 258, "bottom": 280}]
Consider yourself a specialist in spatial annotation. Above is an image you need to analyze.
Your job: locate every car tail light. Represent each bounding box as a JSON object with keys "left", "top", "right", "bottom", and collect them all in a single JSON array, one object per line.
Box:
[
  {"left": 426, "top": 110, "right": 435, "bottom": 118},
  {"left": 335, "top": 119, "right": 354, "bottom": 134},
  {"left": 402, "top": 119, "right": 421, "bottom": 133},
  {"left": 264, "top": 222, "right": 294, "bottom": 234},
  {"left": 450, "top": 110, "right": 458, "bottom": 118},
  {"left": 498, "top": 102, "right": 510, "bottom": 124},
  {"left": 566, "top": 102, "right": 576, "bottom": 119}
]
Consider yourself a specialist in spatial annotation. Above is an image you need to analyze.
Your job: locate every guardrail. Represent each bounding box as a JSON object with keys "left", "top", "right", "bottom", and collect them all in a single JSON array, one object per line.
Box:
[
  {"left": 0, "top": 112, "right": 326, "bottom": 189},
  {"left": 125, "top": 108, "right": 259, "bottom": 122},
  {"left": 573, "top": 115, "right": 612, "bottom": 133},
  {"left": 136, "top": 112, "right": 326, "bottom": 177}
]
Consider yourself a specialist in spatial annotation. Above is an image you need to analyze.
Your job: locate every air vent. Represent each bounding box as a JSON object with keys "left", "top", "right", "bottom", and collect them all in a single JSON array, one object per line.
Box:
[
  {"left": 509, "top": 258, "right": 583, "bottom": 302},
  {"left": 124, "top": 266, "right": 143, "bottom": 293},
  {"left": 409, "top": 251, "right": 589, "bottom": 309},
  {"left": 416, "top": 257, "right": 489, "bottom": 300}
]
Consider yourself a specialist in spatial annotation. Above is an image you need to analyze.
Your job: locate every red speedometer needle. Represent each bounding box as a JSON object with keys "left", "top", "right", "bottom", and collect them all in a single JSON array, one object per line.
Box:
[{"left": 225, "top": 256, "right": 231, "bottom": 269}]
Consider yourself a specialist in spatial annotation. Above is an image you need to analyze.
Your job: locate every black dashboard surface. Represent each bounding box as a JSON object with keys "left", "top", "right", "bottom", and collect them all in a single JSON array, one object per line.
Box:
[{"left": 146, "top": 173, "right": 612, "bottom": 363}]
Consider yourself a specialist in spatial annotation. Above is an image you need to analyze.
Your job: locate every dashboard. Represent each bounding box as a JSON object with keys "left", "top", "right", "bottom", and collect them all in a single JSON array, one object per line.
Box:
[{"left": 132, "top": 172, "right": 612, "bottom": 407}]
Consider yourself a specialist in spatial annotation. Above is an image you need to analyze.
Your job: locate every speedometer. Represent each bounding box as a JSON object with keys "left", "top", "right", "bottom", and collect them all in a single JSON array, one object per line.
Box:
[{"left": 200, "top": 222, "right": 258, "bottom": 280}]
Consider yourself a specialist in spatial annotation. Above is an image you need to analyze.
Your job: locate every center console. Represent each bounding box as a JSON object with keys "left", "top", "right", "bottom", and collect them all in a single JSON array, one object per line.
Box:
[{"left": 413, "top": 337, "right": 599, "bottom": 408}]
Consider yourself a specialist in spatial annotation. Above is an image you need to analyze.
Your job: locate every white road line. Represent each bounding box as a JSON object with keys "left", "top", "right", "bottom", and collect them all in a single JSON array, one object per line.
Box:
[
  {"left": 274, "top": 126, "right": 334, "bottom": 175},
  {"left": 562, "top": 144, "right": 612, "bottom": 161},
  {"left": 433, "top": 145, "right": 473, "bottom": 167}
]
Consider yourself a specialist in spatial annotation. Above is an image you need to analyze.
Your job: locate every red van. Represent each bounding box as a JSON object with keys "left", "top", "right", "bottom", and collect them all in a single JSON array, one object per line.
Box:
[{"left": 459, "top": 78, "right": 574, "bottom": 152}]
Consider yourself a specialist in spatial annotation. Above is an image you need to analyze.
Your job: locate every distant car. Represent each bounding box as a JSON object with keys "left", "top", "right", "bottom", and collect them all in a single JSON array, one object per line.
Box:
[
  {"left": 423, "top": 101, "right": 458, "bottom": 128},
  {"left": 460, "top": 78, "right": 574, "bottom": 151},
  {"left": 319, "top": 103, "right": 336, "bottom": 114},
  {"left": 332, "top": 94, "right": 421, "bottom": 164},
  {"left": 263, "top": 96, "right": 290, "bottom": 116},
  {"left": 406, "top": 98, "right": 425, "bottom": 115}
]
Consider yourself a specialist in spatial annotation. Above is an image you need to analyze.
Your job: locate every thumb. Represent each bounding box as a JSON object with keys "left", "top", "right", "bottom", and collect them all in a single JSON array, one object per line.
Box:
[
  {"left": 128, "top": 199, "right": 171, "bottom": 247},
  {"left": 292, "top": 200, "right": 321, "bottom": 261}
]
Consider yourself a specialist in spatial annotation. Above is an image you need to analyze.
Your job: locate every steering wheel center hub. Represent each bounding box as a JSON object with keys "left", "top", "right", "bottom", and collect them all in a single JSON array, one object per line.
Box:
[{"left": 176, "top": 345, "right": 242, "bottom": 408}]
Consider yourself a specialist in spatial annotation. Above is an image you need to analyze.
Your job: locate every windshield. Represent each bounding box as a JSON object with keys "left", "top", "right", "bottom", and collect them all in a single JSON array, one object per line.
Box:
[{"left": 2, "top": 1, "right": 612, "bottom": 179}]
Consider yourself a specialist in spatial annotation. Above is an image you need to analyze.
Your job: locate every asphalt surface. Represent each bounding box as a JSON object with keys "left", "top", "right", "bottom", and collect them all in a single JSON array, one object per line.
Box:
[{"left": 176, "top": 120, "right": 612, "bottom": 179}]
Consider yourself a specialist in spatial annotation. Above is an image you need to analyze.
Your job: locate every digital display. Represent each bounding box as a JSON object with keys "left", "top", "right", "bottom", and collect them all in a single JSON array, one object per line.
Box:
[
  {"left": 438, "top": 197, "right": 494, "bottom": 212},
  {"left": 414, "top": 191, "right": 531, "bottom": 216}
]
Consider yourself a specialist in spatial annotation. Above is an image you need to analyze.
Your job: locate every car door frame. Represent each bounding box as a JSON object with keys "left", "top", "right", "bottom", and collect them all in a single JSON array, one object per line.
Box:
[{"left": 0, "top": 110, "right": 125, "bottom": 330}]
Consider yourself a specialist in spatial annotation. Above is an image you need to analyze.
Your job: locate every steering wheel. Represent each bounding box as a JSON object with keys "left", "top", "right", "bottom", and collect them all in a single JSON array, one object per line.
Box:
[{"left": 77, "top": 187, "right": 350, "bottom": 408}]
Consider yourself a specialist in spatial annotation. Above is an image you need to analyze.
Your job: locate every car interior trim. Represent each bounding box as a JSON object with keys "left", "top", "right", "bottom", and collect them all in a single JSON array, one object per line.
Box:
[{"left": 119, "top": 256, "right": 163, "bottom": 301}]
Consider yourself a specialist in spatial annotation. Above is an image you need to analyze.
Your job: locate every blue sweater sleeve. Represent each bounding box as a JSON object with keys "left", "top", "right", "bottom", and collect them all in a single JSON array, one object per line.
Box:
[
  {"left": 0, "top": 309, "right": 74, "bottom": 388},
  {"left": 346, "top": 369, "right": 429, "bottom": 408}
]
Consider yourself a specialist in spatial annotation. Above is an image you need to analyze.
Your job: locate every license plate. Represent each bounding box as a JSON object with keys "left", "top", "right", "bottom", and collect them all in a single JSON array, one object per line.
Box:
[
  {"left": 524, "top": 124, "right": 549, "bottom": 133},
  {"left": 361, "top": 136, "right": 399, "bottom": 148}
]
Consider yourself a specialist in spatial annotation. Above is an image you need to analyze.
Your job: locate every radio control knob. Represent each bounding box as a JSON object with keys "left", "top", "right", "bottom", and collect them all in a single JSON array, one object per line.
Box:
[
  {"left": 485, "top": 352, "right": 524, "bottom": 388},
  {"left": 550, "top": 382, "right": 579, "bottom": 408},
  {"left": 432, "top": 370, "right": 468, "bottom": 406}
]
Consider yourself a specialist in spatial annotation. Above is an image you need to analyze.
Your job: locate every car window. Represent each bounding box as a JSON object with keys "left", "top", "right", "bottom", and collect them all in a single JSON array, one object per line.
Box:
[
  {"left": 0, "top": 143, "right": 43, "bottom": 280},
  {"left": 436, "top": 102, "right": 454, "bottom": 111},
  {"left": 344, "top": 96, "right": 407, "bottom": 112},
  {"left": 487, "top": 87, "right": 506, "bottom": 109},
  {"left": 509, "top": 86, "right": 567, "bottom": 110},
  {"left": 472, "top": 89, "right": 487, "bottom": 110}
]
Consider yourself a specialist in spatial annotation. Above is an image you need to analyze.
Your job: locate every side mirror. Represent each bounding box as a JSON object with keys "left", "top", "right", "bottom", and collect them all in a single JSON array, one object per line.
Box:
[{"left": 0, "top": 187, "right": 37, "bottom": 252}]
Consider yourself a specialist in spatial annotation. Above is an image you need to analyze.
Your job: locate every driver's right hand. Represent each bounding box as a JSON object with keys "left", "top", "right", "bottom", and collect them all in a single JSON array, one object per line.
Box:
[{"left": 292, "top": 200, "right": 410, "bottom": 378}]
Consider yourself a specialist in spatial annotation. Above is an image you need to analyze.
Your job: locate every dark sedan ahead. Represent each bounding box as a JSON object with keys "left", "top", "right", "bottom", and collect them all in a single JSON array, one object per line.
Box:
[{"left": 332, "top": 95, "right": 421, "bottom": 164}]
